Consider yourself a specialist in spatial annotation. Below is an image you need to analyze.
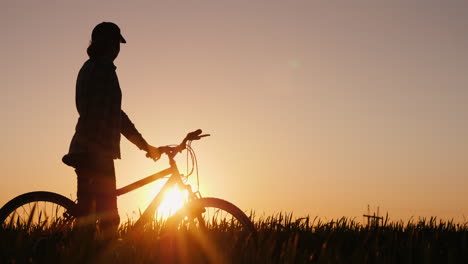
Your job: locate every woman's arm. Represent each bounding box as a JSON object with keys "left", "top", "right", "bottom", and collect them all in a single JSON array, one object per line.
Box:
[{"left": 121, "top": 110, "right": 161, "bottom": 160}]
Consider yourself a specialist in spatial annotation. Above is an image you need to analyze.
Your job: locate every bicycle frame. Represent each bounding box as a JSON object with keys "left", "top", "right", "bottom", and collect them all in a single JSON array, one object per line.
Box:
[{"left": 115, "top": 152, "right": 197, "bottom": 228}]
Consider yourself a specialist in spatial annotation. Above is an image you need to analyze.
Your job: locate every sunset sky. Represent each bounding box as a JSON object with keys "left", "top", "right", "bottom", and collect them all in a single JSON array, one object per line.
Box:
[{"left": 1, "top": 1, "right": 467, "bottom": 223}]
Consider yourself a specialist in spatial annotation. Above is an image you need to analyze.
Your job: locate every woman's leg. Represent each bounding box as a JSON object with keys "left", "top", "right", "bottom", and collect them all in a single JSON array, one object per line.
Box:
[
  {"left": 75, "top": 156, "right": 120, "bottom": 237},
  {"left": 76, "top": 165, "right": 97, "bottom": 228},
  {"left": 94, "top": 157, "right": 120, "bottom": 236}
]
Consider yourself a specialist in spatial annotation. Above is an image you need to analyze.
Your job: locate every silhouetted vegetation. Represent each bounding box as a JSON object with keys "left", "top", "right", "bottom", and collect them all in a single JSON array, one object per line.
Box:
[{"left": 1, "top": 213, "right": 467, "bottom": 263}]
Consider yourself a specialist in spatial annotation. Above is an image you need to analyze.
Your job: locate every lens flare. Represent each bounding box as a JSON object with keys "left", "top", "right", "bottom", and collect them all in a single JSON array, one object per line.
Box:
[{"left": 157, "top": 187, "right": 188, "bottom": 219}]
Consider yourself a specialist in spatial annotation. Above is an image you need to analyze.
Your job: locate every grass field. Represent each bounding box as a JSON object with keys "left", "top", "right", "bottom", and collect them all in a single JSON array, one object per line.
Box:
[{"left": 1, "top": 213, "right": 467, "bottom": 264}]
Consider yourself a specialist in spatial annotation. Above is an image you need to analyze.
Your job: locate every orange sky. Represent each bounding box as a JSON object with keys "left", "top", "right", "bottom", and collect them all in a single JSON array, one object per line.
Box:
[{"left": 1, "top": 1, "right": 467, "bottom": 223}]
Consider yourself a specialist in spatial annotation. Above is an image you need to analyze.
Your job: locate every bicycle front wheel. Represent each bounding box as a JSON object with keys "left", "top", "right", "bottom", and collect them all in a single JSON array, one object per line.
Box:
[
  {"left": 163, "top": 197, "right": 255, "bottom": 263},
  {"left": 0, "top": 191, "right": 77, "bottom": 230},
  {"left": 168, "top": 197, "right": 255, "bottom": 233}
]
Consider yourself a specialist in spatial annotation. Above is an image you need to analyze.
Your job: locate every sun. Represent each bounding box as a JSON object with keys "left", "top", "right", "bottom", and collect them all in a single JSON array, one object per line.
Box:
[{"left": 157, "top": 187, "right": 188, "bottom": 219}]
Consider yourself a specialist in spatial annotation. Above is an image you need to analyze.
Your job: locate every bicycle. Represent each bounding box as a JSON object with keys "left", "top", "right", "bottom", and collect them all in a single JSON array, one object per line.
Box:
[{"left": 0, "top": 129, "right": 255, "bottom": 235}]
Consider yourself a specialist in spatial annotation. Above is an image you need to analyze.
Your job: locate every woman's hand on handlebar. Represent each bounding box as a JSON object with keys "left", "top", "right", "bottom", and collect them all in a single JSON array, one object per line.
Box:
[
  {"left": 145, "top": 130, "right": 210, "bottom": 161},
  {"left": 146, "top": 144, "right": 162, "bottom": 161}
]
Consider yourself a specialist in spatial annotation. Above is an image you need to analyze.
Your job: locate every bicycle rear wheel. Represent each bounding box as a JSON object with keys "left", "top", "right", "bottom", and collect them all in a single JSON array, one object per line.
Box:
[{"left": 0, "top": 191, "right": 77, "bottom": 230}]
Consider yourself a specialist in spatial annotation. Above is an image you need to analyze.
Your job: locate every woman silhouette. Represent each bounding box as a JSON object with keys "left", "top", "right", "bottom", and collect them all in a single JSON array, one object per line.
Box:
[{"left": 63, "top": 22, "right": 160, "bottom": 236}]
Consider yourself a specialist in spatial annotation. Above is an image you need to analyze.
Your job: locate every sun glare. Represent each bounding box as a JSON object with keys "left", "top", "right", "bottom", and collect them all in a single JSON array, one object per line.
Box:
[{"left": 157, "top": 187, "right": 188, "bottom": 219}]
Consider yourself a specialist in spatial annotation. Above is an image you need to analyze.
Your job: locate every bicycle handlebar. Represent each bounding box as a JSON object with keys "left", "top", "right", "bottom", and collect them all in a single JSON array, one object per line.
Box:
[{"left": 151, "top": 129, "right": 210, "bottom": 159}]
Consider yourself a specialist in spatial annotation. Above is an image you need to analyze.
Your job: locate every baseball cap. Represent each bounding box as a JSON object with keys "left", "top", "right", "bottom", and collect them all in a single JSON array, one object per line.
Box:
[{"left": 92, "top": 22, "right": 126, "bottom": 44}]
